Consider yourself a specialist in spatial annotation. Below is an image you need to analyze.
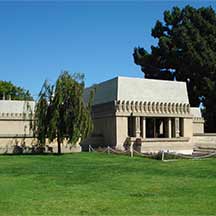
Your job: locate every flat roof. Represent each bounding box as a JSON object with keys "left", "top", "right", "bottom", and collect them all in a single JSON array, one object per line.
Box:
[{"left": 84, "top": 76, "right": 189, "bottom": 105}]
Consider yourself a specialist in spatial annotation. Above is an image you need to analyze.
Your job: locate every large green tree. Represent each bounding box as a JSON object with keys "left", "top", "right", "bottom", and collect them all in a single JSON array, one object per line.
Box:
[
  {"left": 33, "top": 71, "right": 93, "bottom": 154},
  {"left": 133, "top": 5, "right": 216, "bottom": 132},
  {"left": 0, "top": 80, "right": 33, "bottom": 100}
]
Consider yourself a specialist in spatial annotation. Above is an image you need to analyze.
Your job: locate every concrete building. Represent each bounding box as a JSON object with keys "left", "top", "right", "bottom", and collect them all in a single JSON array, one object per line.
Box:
[
  {"left": 1, "top": 76, "right": 215, "bottom": 154},
  {"left": 0, "top": 100, "right": 81, "bottom": 153},
  {"left": 84, "top": 76, "right": 206, "bottom": 154}
]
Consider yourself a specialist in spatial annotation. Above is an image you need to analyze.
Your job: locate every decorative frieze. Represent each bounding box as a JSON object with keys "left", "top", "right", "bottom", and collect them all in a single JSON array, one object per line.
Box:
[
  {"left": 192, "top": 117, "right": 205, "bottom": 122},
  {"left": 115, "top": 100, "right": 190, "bottom": 115},
  {"left": 0, "top": 112, "right": 33, "bottom": 120}
]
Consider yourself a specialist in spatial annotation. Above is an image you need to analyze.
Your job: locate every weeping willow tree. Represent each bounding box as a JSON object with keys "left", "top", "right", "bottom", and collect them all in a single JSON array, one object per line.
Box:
[{"left": 33, "top": 71, "right": 93, "bottom": 154}]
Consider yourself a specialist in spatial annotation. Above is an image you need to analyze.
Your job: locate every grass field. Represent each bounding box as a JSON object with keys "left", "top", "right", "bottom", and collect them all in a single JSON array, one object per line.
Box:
[{"left": 0, "top": 153, "right": 216, "bottom": 215}]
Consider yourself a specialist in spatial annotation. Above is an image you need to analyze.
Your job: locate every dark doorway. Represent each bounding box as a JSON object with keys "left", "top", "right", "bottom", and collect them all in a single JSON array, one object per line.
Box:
[
  {"left": 146, "top": 117, "right": 166, "bottom": 138},
  {"left": 146, "top": 118, "right": 154, "bottom": 138}
]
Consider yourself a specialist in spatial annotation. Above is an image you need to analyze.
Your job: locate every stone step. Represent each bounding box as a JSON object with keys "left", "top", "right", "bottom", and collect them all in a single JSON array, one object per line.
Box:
[{"left": 195, "top": 146, "right": 216, "bottom": 151}]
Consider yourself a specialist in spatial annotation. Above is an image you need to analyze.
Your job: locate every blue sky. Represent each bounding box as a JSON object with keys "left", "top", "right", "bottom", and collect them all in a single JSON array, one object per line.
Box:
[{"left": 0, "top": 1, "right": 215, "bottom": 98}]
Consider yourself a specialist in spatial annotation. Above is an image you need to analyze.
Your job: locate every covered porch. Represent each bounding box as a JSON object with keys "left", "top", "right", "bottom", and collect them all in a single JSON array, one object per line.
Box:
[
  {"left": 126, "top": 116, "right": 193, "bottom": 154},
  {"left": 127, "top": 116, "right": 184, "bottom": 139}
]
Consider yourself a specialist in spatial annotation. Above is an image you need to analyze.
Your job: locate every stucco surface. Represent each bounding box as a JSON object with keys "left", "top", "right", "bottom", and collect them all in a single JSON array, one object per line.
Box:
[
  {"left": 84, "top": 76, "right": 189, "bottom": 105},
  {"left": 141, "top": 140, "right": 194, "bottom": 154},
  {"left": 0, "top": 120, "right": 32, "bottom": 135},
  {"left": 0, "top": 137, "right": 81, "bottom": 154},
  {"left": 192, "top": 134, "right": 216, "bottom": 149},
  {"left": 190, "top": 107, "right": 202, "bottom": 117},
  {"left": 0, "top": 100, "right": 35, "bottom": 113},
  {"left": 117, "top": 77, "right": 189, "bottom": 104},
  {"left": 84, "top": 78, "right": 117, "bottom": 105}
]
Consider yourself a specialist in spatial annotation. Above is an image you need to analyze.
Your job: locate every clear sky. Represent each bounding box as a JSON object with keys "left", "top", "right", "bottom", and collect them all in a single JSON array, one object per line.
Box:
[{"left": 0, "top": 1, "right": 215, "bottom": 98}]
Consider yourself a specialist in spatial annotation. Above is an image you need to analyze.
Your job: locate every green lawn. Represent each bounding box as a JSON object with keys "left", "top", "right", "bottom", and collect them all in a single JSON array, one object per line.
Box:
[{"left": 0, "top": 153, "right": 216, "bottom": 216}]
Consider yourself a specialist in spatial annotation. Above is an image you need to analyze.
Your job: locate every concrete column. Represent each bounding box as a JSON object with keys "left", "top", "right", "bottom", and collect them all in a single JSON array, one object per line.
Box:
[
  {"left": 116, "top": 116, "right": 128, "bottom": 150},
  {"left": 159, "top": 120, "right": 163, "bottom": 135},
  {"left": 175, "top": 117, "right": 180, "bottom": 138},
  {"left": 168, "top": 118, "right": 172, "bottom": 138},
  {"left": 142, "top": 117, "right": 146, "bottom": 138},
  {"left": 183, "top": 118, "right": 193, "bottom": 138},
  {"left": 135, "top": 116, "right": 141, "bottom": 137}
]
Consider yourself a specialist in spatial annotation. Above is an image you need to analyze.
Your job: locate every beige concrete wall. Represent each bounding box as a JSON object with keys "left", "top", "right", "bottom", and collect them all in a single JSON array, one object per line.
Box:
[
  {"left": 82, "top": 115, "right": 127, "bottom": 149},
  {"left": 0, "top": 117, "right": 80, "bottom": 154},
  {"left": 192, "top": 134, "right": 216, "bottom": 149},
  {"left": 193, "top": 122, "right": 204, "bottom": 134},
  {"left": 0, "top": 119, "right": 32, "bottom": 135},
  {"left": 183, "top": 118, "right": 193, "bottom": 137},
  {"left": 141, "top": 139, "right": 193, "bottom": 154},
  {"left": 115, "top": 116, "right": 128, "bottom": 150},
  {"left": 192, "top": 117, "right": 205, "bottom": 134},
  {"left": 0, "top": 137, "right": 81, "bottom": 154},
  {"left": 93, "top": 117, "right": 116, "bottom": 146}
]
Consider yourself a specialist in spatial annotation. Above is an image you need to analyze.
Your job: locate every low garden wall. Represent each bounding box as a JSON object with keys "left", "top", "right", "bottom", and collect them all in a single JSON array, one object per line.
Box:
[
  {"left": 192, "top": 133, "right": 216, "bottom": 149},
  {"left": 0, "top": 135, "right": 81, "bottom": 154},
  {"left": 140, "top": 138, "right": 193, "bottom": 154}
]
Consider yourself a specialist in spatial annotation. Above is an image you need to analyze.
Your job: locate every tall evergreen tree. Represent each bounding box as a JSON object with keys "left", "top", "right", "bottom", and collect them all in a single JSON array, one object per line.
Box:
[
  {"left": 133, "top": 5, "right": 216, "bottom": 132},
  {"left": 33, "top": 71, "right": 93, "bottom": 154}
]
